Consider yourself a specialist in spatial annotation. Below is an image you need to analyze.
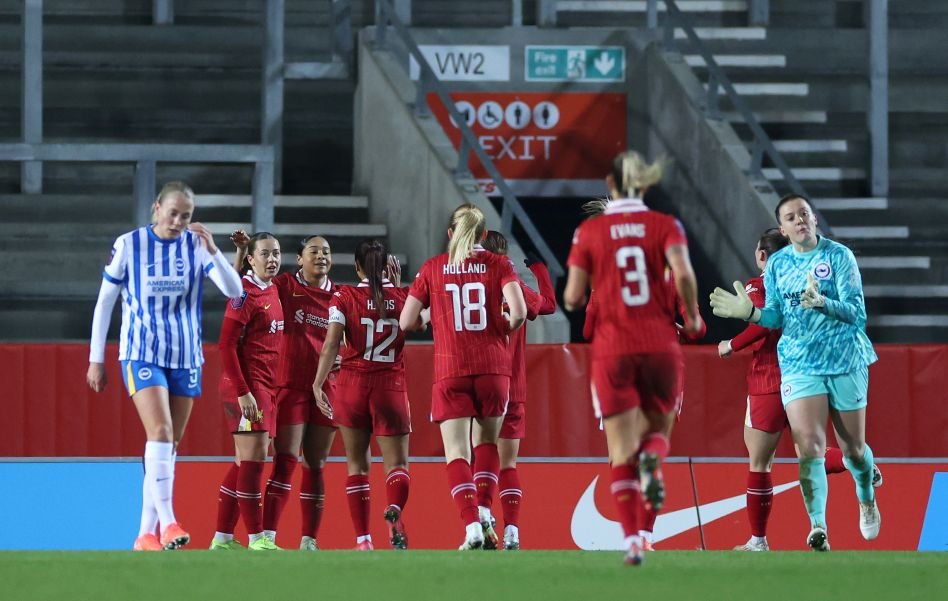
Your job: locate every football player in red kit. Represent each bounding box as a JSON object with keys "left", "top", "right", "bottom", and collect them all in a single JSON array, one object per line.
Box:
[
  {"left": 471, "top": 231, "right": 557, "bottom": 550},
  {"left": 230, "top": 231, "right": 338, "bottom": 550},
  {"left": 313, "top": 240, "right": 417, "bottom": 551},
  {"left": 212, "top": 232, "right": 284, "bottom": 551},
  {"left": 564, "top": 151, "right": 702, "bottom": 566},
  {"left": 400, "top": 203, "right": 527, "bottom": 550}
]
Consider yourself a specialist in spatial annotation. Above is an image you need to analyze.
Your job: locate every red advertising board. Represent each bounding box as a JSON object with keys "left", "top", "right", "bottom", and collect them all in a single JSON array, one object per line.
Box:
[
  {"left": 172, "top": 461, "right": 943, "bottom": 551},
  {"left": 428, "top": 92, "right": 626, "bottom": 196}
]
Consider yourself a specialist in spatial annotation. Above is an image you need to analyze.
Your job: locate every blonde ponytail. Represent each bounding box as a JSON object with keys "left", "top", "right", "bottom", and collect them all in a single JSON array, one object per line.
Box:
[
  {"left": 611, "top": 151, "right": 664, "bottom": 198},
  {"left": 447, "top": 203, "right": 485, "bottom": 265},
  {"left": 582, "top": 198, "right": 610, "bottom": 217}
]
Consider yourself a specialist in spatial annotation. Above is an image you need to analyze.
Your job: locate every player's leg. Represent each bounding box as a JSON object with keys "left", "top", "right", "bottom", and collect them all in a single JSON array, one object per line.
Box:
[
  {"left": 209, "top": 459, "right": 243, "bottom": 550},
  {"left": 441, "top": 416, "right": 483, "bottom": 548},
  {"left": 340, "top": 425, "right": 374, "bottom": 550},
  {"left": 603, "top": 407, "right": 649, "bottom": 564},
  {"left": 498, "top": 437, "right": 522, "bottom": 550},
  {"left": 263, "top": 388, "right": 305, "bottom": 544},
  {"left": 471, "top": 420, "right": 500, "bottom": 530},
  {"left": 737, "top": 426, "right": 781, "bottom": 550},
  {"left": 300, "top": 423, "right": 336, "bottom": 548},
  {"left": 378, "top": 433, "right": 410, "bottom": 549},
  {"left": 784, "top": 388, "right": 831, "bottom": 551},
  {"left": 235, "top": 432, "right": 278, "bottom": 550}
]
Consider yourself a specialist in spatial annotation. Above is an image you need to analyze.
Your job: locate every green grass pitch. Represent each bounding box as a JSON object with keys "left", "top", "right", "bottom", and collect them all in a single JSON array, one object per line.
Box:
[{"left": 2, "top": 551, "right": 946, "bottom": 601}]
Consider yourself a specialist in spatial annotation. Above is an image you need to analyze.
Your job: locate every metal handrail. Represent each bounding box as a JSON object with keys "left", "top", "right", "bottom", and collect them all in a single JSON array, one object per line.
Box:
[
  {"left": 374, "top": 0, "right": 566, "bottom": 284},
  {"left": 660, "top": 0, "right": 832, "bottom": 235}
]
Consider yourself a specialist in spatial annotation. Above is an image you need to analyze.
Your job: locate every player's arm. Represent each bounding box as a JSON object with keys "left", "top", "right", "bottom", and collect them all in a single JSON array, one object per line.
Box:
[
  {"left": 87, "top": 237, "right": 127, "bottom": 393},
  {"left": 503, "top": 280, "right": 527, "bottom": 332},
  {"left": 666, "top": 244, "right": 702, "bottom": 337},
  {"left": 400, "top": 295, "right": 425, "bottom": 332},
  {"left": 563, "top": 265, "right": 589, "bottom": 311},
  {"left": 525, "top": 256, "right": 557, "bottom": 316},
  {"left": 802, "top": 251, "right": 866, "bottom": 325},
  {"left": 711, "top": 266, "right": 783, "bottom": 329},
  {"left": 582, "top": 290, "right": 598, "bottom": 341},
  {"left": 313, "top": 321, "right": 344, "bottom": 419},
  {"left": 230, "top": 229, "right": 250, "bottom": 273}
]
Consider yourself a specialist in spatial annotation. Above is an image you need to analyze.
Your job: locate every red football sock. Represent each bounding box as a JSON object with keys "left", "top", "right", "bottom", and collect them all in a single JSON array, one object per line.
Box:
[
  {"left": 824, "top": 446, "right": 847, "bottom": 474},
  {"left": 385, "top": 467, "right": 410, "bottom": 512},
  {"left": 473, "top": 443, "right": 500, "bottom": 508},
  {"left": 639, "top": 432, "right": 670, "bottom": 460},
  {"left": 498, "top": 467, "right": 522, "bottom": 528},
  {"left": 236, "top": 460, "right": 265, "bottom": 535},
  {"left": 346, "top": 474, "right": 371, "bottom": 538},
  {"left": 263, "top": 453, "right": 298, "bottom": 531},
  {"left": 446, "top": 458, "right": 480, "bottom": 526},
  {"left": 746, "top": 471, "right": 773, "bottom": 537},
  {"left": 300, "top": 465, "right": 326, "bottom": 538},
  {"left": 215, "top": 463, "right": 240, "bottom": 534},
  {"left": 610, "top": 463, "right": 642, "bottom": 538},
  {"left": 641, "top": 501, "right": 657, "bottom": 534}
]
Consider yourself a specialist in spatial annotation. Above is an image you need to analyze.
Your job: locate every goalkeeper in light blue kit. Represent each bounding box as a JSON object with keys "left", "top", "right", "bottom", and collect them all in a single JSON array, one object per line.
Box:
[{"left": 710, "top": 194, "right": 880, "bottom": 551}]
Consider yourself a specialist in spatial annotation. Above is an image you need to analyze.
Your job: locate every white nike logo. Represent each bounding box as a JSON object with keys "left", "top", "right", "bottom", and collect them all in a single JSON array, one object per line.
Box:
[{"left": 570, "top": 475, "right": 799, "bottom": 550}]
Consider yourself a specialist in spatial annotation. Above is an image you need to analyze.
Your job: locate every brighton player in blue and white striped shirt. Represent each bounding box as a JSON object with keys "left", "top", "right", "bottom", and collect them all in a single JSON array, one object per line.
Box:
[
  {"left": 86, "top": 181, "right": 243, "bottom": 551},
  {"left": 710, "top": 194, "right": 880, "bottom": 552}
]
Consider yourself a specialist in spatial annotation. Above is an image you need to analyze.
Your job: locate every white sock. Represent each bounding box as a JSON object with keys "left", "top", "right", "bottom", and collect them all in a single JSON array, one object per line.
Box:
[
  {"left": 504, "top": 524, "right": 519, "bottom": 538},
  {"left": 478, "top": 505, "right": 493, "bottom": 523},
  {"left": 465, "top": 522, "right": 482, "bottom": 540},
  {"left": 263, "top": 530, "right": 277, "bottom": 541},
  {"left": 248, "top": 532, "right": 265, "bottom": 543},
  {"left": 356, "top": 534, "right": 372, "bottom": 544},
  {"left": 638, "top": 530, "right": 653, "bottom": 544},
  {"left": 751, "top": 535, "right": 767, "bottom": 545},
  {"left": 144, "top": 441, "right": 177, "bottom": 531},
  {"left": 213, "top": 532, "right": 234, "bottom": 543},
  {"left": 138, "top": 463, "right": 159, "bottom": 536}
]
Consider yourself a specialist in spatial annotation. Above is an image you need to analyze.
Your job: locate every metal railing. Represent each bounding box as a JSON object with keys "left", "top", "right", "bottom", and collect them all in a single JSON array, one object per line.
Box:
[
  {"left": 374, "top": 0, "right": 566, "bottom": 284},
  {"left": 0, "top": 143, "right": 276, "bottom": 232}
]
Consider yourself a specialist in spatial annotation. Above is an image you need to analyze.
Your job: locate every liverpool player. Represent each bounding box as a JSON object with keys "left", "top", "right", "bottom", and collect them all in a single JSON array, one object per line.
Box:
[
  {"left": 231, "top": 231, "right": 338, "bottom": 550},
  {"left": 313, "top": 240, "right": 416, "bottom": 550},
  {"left": 718, "top": 227, "right": 882, "bottom": 551},
  {"left": 400, "top": 204, "right": 527, "bottom": 550},
  {"left": 471, "top": 231, "right": 556, "bottom": 550},
  {"left": 212, "top": 232, "right": 283, "bottom": 551},
  {"left": 564, "top": 151, "right": 702, "bottom": 566},
  {"left": 87, "top": 181, "right": 243, "bottom": 551}
]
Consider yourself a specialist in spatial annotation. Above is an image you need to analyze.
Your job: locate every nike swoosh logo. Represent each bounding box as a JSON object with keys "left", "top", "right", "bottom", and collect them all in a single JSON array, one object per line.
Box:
[
  {"left": 156, "top": 477, "right": 171, "bottom": 482},
  {"left": 264, "top": 304, "right": 271, "bottom": 310},
  {"left": 569, "top": 475, "right": 799, "bottom": 550},
  {"left": 293, "top": 292, "right": 305, "bottom": 297}
]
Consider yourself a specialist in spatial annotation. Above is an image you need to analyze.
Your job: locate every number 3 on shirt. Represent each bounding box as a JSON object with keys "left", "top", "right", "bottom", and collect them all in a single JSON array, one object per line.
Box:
[
  {"left": 360, "top": 317, "right": 399, "bottom": 362},
  {"left": 445, "top": 282, "right": 487, "bottom": 331},
  {"left": 616, "top": 246, "right": 650, "bottom": 306}
]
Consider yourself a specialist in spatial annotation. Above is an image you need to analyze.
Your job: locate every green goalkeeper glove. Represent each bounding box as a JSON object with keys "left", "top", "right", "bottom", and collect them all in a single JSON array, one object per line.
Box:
[
  {"left": 801, "top": 272, "right": 825, "bottom": 309},
  {"left": 710, "top": 281, "right": 758, "bottom": 321}
]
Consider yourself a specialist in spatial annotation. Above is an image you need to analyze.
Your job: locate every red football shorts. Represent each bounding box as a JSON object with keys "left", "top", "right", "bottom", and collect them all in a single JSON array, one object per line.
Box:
[
  {"left": 499, "top": 400, "right": 525, "bottom": 439},
  {"left": 590, "top": 353, "right": 682, "bottom": 419},
  {"left": 744, "top": 393, "right": 788, "bottom": 433},
  {"left": 332, "top": 369, "right": 411, "bottom": 436},
  {"left": 431, "top": 374, "right": 510, "bottom": 422},
  {"left": 275, "top": 376, "right": 337, "bottom": 429},
  {"left": 221, "top": 383, "right": 277, "bottom": 437}
]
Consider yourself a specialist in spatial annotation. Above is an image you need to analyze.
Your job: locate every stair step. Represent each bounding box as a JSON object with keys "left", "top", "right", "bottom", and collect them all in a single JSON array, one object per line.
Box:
[
  {"left": 762, "top": 167, "right": 865, "bottom": 181},
  {"left": 857, "top": 256, "right": 931, "bottom": 269},
  {"left": 685, "top": 54, "right": 786, "bottom": 68},
  {"left": 199, "top": 195, "right": 369, "bottom": 209},
  {"left": 556, "top": 0, "right": 749, "bottom": 13},
  {"left": 814, "top": 197, "right": 888, "bottom": 210},
  {"left": 726, "top": 111, "right": 827, "bottom": 123},
  {"left": 675, "top": 27, "right": 766, "bottom": 40},
  {"left": 205, "top": 222, "right": 388, "bottom": 238},
  {"left": 834, "top": 226, "right": 910, "bottom": 239},
  {"left": 772, "top": 140, "right": 847, "bottom": 153},
  {"left": 869, "top": 315, "right": 948, "bottom": 327},
  {"left": 864, "top": 285, "right": 948, "bottom": 298},
  {"left": 712, "top": 82, "right": 809, "bottom": 96}
]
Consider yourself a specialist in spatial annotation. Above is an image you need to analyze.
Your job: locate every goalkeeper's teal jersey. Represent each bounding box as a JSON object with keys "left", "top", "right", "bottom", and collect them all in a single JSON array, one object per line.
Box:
[{"left": 759, "top": 236, "right": 877, "bottom": 376}]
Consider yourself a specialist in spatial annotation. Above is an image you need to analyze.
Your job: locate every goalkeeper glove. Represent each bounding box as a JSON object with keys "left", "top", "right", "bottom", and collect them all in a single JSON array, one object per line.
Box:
[
  {"left": 524, "top": 251, "right": 545, "bottom": 268},
  {"left": 710, "top": 281, "right": 757, "bottom": 321},
  {"left": 800, "top": 272, "right": 825, "bottom": 309}
]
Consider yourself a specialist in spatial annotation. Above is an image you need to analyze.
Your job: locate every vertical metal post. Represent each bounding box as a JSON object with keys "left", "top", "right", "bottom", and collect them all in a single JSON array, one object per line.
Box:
[
  {"left": 21, "top": 0, "right": 42, "bottom": 194},
  {"left": 394, "top": 0, "right": 411, "bottom": 25},
  {"left": 868, "top": 0, "right": 889, "bottom": 197},
  {"left": 262, "top": 0, "right": 284, "bottom": 193},
  {"left": 330, "top": 0, "right": 353, "bottom": 68},
  {"left": 134, "top": 160, "right": 157, "bottom": 226},
  {"left": 252, "top": 161, "right": 276, "bottom": 233},
  {"left": 749, "top": 0, "right": 769, "bottom": 26},
  {"left": 646, "top": 0, "right": 658, "bottom": 29},
  {"left": 152, "top": 0, "right": 174, "bottom": 24},
  {"left": 375, "top": 0, "right": 387, "bottom": 48},
  {"left": 537, "top": 0, "right": 556, "bottom": 27},
  {"left": 511, "top": 0, "right": 523, "bottom": 26}
]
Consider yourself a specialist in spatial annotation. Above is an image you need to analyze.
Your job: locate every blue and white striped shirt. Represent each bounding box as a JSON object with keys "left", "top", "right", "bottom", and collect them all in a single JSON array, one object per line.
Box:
[
  {"left": 99, "top": 226, "right": 233, "bottom": 369},
  {"left": 759, "top": 236, "right": 878, "bottom": 376}
]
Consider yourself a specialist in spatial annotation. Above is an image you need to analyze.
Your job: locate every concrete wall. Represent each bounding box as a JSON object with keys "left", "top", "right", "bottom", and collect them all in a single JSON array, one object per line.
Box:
[{"left": 353, "top": 31, "right": 570, "bottom": 342}]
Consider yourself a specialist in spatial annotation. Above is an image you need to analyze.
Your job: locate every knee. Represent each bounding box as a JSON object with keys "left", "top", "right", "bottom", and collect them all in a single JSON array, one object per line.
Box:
[
  {"left": 843, "top": 443, "right": 866, "bottom": 461},
  {"left": 147, "top": 424, "right": 174, "bottom": 443},
  {"left": 796, "top": 437, "right": 825, "bottom": 459}
]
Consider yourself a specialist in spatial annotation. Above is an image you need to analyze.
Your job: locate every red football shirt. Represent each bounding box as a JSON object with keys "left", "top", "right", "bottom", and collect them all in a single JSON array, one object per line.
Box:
[
  {"left": 218, "top": 275, "right": 284, "bottom": 395},
  {"left": 271, "top": 271, "right": 336, "bottom": 391},
  {"left": 729, "top": 275, "right": 781, "bottom": 395},
  {"left": 409, "top": 247, "right": 519, "bottom": 381},
  {"left": 329, "top": 281, "right": 409, "bottom": 374},
  {"left": 567, "top": 198, "right": 688, "bottom": 357},
  {"left": 509, "top": 262, "right": 557, "bottom": 404}
]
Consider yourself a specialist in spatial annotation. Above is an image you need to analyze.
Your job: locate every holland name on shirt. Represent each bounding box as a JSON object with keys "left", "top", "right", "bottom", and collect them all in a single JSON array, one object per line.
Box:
[
  {"left": 610, "top": 223, "right": 646, "bottom": 240},
  {"left": 443, "top": 263, "right": 487, "bottom": 274}
]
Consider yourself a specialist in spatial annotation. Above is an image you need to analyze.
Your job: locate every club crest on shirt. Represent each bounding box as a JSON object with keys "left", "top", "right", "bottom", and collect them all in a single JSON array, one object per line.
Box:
[
  {"left": 782, "top": 383, "right": 792, "bottom": 397},
  {"left": 175, "top": 257, "right": 186, "bottom": 275},
  {"left": 231, "top": 291, "right": 248, "bottom": 310},
  {"left": 813, "top": 262, "right": 832, "bottom": 280},
  {"left": 137, "top": 367, "right": 153, "bottom": 381}
]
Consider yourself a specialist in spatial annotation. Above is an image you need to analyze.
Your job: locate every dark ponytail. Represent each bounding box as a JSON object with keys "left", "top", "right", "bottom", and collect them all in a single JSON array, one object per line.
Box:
[
  {"left": 758, "top": 227, "right": 789, "bottom": 259},
  {"left": 481, "top": 230, "right": 508, "bottom": 256},
  {"left": 355, "top": 239, "right": 389, "bottom": 318}
]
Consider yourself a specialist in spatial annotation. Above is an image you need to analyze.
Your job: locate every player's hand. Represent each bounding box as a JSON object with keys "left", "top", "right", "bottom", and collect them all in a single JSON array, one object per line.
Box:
[
  {"left": 718, "top": 340, "right": 733, "bottom": 358},
  {"left": 524, "top": 251, "right": 545, "bottom": 268},
  {"left": 237, "top": 393, "right": 262, "bottom": 422},
  {"left": 189, "top": 222, "right": 219, "bottom": 254},
  {"left": 800, "top": 272, "right": 826, "bottom": 310},
  {"left": 230, "top": 229, "right": 250, "bottom": 251},
  {"left": 710, "top": 281, "right": 755, "bottom": 320},
  {"left": 315, "top": 389, "right": 333, "bottom": 420},
  {"left": 86, "top": 362, "right": 107, "bottom": 393},
  {"left": 386, "top": 254, "right": 402, "bottom": 287}
]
